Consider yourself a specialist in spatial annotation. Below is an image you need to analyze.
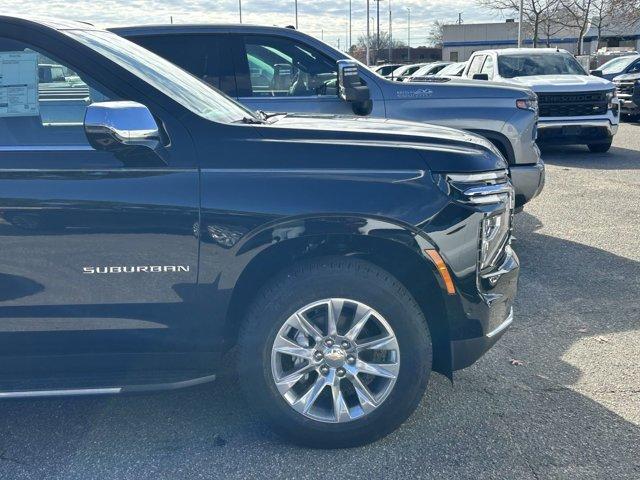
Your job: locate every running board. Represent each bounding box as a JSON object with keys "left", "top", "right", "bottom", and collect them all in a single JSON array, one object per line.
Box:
[{"left": 0, "top": 373, "right": 216, "bottom": 399}]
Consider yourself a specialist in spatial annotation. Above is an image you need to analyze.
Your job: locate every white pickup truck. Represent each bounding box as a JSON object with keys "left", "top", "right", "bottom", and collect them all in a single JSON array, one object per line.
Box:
[{"left": 463, "top": 48, "right": 620, "bottom": 153}]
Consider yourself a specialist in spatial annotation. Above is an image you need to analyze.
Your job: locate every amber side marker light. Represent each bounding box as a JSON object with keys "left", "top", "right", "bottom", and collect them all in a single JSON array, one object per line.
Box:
[{"left": 424, "top": 249, "right": 456, "bottom": 295}]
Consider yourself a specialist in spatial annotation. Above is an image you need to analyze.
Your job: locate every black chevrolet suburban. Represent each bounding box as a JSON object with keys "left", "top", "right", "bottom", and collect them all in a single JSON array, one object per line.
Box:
[{"left": 0, "top": 16, "right": 519, "bottom": 448}]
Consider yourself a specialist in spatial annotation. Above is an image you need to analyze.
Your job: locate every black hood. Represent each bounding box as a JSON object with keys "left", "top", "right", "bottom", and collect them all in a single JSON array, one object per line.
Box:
[{"left": 259, "top": 113, "right": 508, "bottom": 173}]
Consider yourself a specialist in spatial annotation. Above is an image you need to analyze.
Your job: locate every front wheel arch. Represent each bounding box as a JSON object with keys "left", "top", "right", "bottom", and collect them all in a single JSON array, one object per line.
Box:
[
  {"left": 226, "top": 233, "right": 453, "bottom": 376},
  {"left": 467, "top": 129, "right": 516, "bottom": 164}
]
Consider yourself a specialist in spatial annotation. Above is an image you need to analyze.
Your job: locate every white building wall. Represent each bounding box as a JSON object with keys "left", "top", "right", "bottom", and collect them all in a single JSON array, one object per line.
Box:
[{"left": 442, "top": 22, "right": 605, "bottom": 62}]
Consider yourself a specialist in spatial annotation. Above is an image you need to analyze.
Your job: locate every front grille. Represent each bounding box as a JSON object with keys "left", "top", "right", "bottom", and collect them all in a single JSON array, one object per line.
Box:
[
  {"left": 615, "top": 81, "right": 635, "bottom": 96},
  {"left": 538, "top": 91, "right": 609, "bottom": 117}
]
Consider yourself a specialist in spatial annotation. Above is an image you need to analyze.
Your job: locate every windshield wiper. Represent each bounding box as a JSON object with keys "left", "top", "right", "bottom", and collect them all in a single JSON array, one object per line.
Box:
[
  {"left": 258, "top": 110, "right": 287, "bottom": 121},
  {"left": 236, "top": 116, "right": 265, "bottom": 124}
]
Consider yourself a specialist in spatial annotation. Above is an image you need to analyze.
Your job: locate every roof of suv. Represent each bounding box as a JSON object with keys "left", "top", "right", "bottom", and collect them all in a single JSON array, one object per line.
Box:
[
  {"left": 0, "top": 15, "right": 98, "bottom": 30},
  {"left": 110, "top": 24, "right": 312, "bottom": 36}
]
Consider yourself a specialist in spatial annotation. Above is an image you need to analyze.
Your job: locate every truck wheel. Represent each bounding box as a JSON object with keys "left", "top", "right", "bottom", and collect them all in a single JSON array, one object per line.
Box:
[
  {"left": 237, "top": 256, "right": 432, "bottom": 448},
  {"left": 587, "top": 141, "right": 612, "bottom": 153}
]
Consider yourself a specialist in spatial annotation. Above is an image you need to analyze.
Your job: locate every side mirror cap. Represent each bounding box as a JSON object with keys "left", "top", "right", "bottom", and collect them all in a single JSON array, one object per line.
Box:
[
  {"left": 590, "top": 69, "right": 603, "bottom": 77},
  {"left": 337, "top": 60, "right": 373, "bottom": 116},
  {"left": 337, "top": 60, "right": 371, "bottom": 102},
  {"left": 472, "top": 73, "right": 489, "bottom": 81},
  {"left": 84, "top": 101, "right": 162, "bottom": 153}
]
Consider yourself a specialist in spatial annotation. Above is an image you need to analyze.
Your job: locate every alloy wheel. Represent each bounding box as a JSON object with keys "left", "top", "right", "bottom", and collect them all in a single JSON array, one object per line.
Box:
[{"left": 270, "top": 298, "right": 400, "bottom": 423}]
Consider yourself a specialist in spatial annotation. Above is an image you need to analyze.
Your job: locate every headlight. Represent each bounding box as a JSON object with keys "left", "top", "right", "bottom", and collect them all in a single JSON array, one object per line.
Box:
[
  {"left": 445, "top": 170, "right": 512, "bottom": 205},
  {"left": 606, "top": 89, "right": 617, "bottom": 109},
  {"left": 516, "top": 97, "right": 538, "bottom": 114},
  {"left": 480, "top": 207, "right": 511, "bottom": 269},
  {"left": 437, "top": 170, "right": 514, "bottom": 270}
]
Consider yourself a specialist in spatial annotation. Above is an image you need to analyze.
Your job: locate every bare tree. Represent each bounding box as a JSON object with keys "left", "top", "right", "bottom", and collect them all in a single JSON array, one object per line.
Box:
[
  {"left": 557, "top": 0, "right": 640, "bottom": 54},
  {"left": 356, "top": 31, "right": 405, "bottom": 62},
  {"left": 429, "top": 20, "right": 445, "bottom": 48},
  {"left": 556, "top": 0, "right": 594, "bottom": 54},
  {"left": 538, "top": 0, "right": 565, "bottom": 45},
  {"left": 476, "top": 0, "right": 561, "bottom": 46},
  {"left": 590, "top": 0, "right": 640, "bottom": 50}
]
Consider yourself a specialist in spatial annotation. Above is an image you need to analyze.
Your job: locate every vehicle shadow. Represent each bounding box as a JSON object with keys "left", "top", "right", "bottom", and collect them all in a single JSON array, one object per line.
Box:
[
  {"left": 0, "top": 214, "right": 638, "bottom": 479},
  {"left": 540, "top": 144, "right": 640, "bottom": 170}
]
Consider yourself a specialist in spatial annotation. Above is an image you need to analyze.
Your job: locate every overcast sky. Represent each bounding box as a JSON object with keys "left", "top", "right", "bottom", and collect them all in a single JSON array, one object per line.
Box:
[{"left": 1, "top": 0, "right": 507, "bottom": 49}]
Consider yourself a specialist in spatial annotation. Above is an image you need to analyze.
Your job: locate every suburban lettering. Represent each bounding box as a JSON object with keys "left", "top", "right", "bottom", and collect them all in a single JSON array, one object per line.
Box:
[{"left": 83, "top": 265, "right": 191, "bottom": 274}]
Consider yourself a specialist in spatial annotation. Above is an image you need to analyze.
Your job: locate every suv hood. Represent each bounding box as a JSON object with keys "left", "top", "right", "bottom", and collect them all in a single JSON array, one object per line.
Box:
[
  {"left": 507, "top": 74, "right": 614, "bottom": 92},
  {"left": 613, "top": 72, "right": 640, "bottom": 82},
  {"left": 385, "top": 77, "right": 533, "bottom": 99},
  {"left": 259, "top": 113, "right": 508, "bottom": 173}
]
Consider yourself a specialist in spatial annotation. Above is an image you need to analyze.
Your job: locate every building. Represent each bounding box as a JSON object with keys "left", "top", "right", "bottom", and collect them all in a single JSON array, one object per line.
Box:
[{"left": 442, "top": 20, "right": 640, "bottom": 62}]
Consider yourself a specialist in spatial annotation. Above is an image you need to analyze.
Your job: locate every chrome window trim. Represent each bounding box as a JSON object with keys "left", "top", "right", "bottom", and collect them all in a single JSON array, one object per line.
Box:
[
  {"left": 0, "top": 387, "right": 121, "bottom": 399},
  {"left": 0, "top": 145, "right": 94, "bottom": 151}
]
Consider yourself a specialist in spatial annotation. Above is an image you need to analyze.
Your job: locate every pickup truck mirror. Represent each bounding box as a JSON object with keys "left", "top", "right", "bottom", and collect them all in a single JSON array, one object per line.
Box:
[
  {"left": 590, "top": 69, "right": 603, "bottom": 77},
  {"left": 84, "top": 101, "right": 162, "bottom": 154},
  {"left": 337, "top": 60, "right": 373, "bottom": 115},
  {"left": 472, "top": 73, "right": 489, "bottom": 81}
]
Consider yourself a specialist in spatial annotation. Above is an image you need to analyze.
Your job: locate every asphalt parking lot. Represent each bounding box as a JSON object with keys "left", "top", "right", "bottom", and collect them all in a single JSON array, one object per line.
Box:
[{"left": 0, "top": 124, "right": 639, "bottom": 480}]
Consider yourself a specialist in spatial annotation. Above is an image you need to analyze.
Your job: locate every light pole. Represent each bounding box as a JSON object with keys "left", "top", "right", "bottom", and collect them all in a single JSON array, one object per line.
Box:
[
  {"left": 366, "top": 0, "right": 371, "bottom": 66},
  {"left": 517, "top": 0, "right": 523, "bottom": 47},
  {"left": 370, "top": 17, "right": 376, "bottom": 62},
  {"left": 405, "top": 6, "right": 410, "bottom": 62},
  {"left": 376, "top": 0, "right": 381, "bottom": 63},
  {"left": 388, "top": 0, "right": 392, "bottom": 63},
  {"left": 295, "top": 0, "right": 298, "bottom": 29},
  {"left": 349, "top": 0, "right": 352, "bottom": 51},
  {"left": 239, "top": 0, "right": 243, "bottom": 23}
]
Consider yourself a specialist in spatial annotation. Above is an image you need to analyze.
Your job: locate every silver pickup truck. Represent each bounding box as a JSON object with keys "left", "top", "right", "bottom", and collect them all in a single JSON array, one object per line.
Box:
[{"left": 113, "top": 25, "right": 545, "bottom": 208}]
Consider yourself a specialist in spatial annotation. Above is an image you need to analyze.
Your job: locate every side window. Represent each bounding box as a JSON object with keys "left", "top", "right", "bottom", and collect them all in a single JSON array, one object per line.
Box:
[
  {"left": 241, "top": 35, "right": 337, "bottom": 97},
  {"left": 128, "top": 34, "right": 236, "bottom": 97},
  {"left": 467, "top": 55, "right": 486, "bottom": 76},
  {"left": 628, "top": 61, "right": 640, "bottom": 74},
  {"left": 480, "top": 56, "right": 494, "bottom": 78},
  {"left": 0, "top": 37, "right": 113, "bottom": 147}
]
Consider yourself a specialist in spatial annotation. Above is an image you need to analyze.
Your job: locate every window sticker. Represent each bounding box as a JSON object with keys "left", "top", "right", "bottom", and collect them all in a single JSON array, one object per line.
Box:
[{"left": 0, "top": 51, "right": 39, "bottom": 117}]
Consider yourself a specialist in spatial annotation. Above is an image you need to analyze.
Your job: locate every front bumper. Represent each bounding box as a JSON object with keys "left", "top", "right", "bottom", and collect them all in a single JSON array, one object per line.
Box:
[
  {"left": 619, "top": 96, "right": 640, "bottom": 115},
  {"left": 451, "top": 308, "right": 514, "bottom": 370},
  {"left": 510, "top": 155, "right": 545, "bottom": 209},
  {"left": 536, "top": 119, "right": 618, "bottom": 145},
  {"left": 448, "top": 245, "right": 520, "bottom": 371}
]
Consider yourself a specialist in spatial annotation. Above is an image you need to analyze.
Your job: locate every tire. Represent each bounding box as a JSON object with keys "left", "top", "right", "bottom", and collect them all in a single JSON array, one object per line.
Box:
[
  {"left": 587, "top": 141, "right": 612, "bottom": 153},
  {"left": 237, "top": 256, "right": 432, "bottom": 448}
]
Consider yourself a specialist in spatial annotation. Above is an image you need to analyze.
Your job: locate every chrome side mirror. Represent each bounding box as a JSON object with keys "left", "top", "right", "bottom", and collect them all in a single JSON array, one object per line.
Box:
[{"left": 84, "top": 101, "right": 161, "bottom": 153}]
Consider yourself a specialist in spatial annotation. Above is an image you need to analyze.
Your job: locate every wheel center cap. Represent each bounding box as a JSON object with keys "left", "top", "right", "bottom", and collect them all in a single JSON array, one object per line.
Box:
[{"left": 324, "top": 346, "right": 346, "bottom": 367}]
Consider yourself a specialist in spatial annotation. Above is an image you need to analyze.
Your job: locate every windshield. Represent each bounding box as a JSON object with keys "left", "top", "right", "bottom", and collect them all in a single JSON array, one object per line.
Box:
[
  {"left": 65, "top": 29, "right": 258, "bottom": 123},
  {"left": 498, "top": 53, "right": 586, "bottom": 78},
  {"left": 438, "top": 62, "right": 465, "bottom": 76},
  {"left": 374, "top": 64, "right": 400, "bottom": 76},
  {"left": 600, "top": 55, "right": 639, "bottom": 74},
  {"left": 391, "top": 64, "right": 419, "bottom": 77},
  {"left": 412, "top": 64, "right": 433, "bottom": 76}
]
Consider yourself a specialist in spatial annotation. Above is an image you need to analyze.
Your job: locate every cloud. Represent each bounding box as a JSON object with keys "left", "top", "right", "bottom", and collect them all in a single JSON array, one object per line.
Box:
[{"left": 1, "top": 0, "right": 503, "bottom": 47}]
